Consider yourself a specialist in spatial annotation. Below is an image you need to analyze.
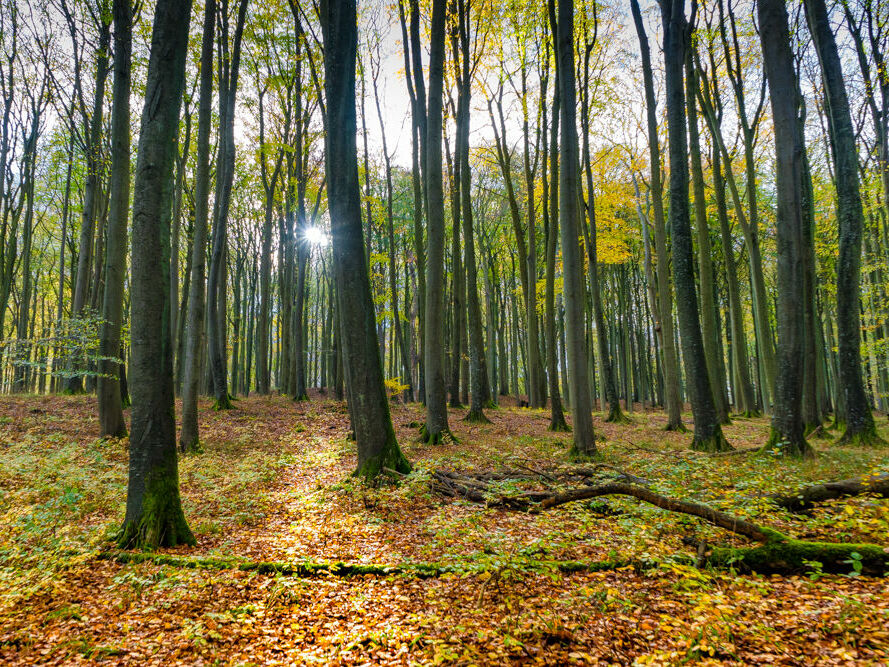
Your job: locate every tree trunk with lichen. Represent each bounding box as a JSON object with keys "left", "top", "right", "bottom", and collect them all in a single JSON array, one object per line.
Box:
[{"left": 805, "top": 0, "right": 884, "bottom": 447}]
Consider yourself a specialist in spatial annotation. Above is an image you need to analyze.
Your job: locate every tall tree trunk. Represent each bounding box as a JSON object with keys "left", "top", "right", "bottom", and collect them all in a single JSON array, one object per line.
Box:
[
  {"left": 660, "top": 0, "right": 730, "bottom": 452},
  {"left": 629, "top": 0, "right": 684, "bottom": 431},
  {"left": 119, "top": 0, "right": 196, "bottom": 549},
  {"left": 805, "top": 0, "right": 883, "bottom": 446},
  {"left": 207, "top": 0, "right": 248, "bottom": 410},
  {"left": 179, "top": 0, "right": 216, "bottom": 451},
  {"left": 320, "top": 0, "right": 411, "bottom": 478},
  {"left": 557, "top": 0, "right": 595, "bottom": 458},
  {"left": 67, "top": 16, "right": 111, "bottom": 394},
  {"left": 757, "top": 0, "right": 814, "bottom": 457},
  {"left": 422, "top": 0, "right": 452, "bottom": 444},
  {"left": 456, "top": 0, "right": 490, "bottom": 423},
  {"left": 97, "top": 0, "right": 132, "bottom": 437},
  {"left": 686, "top": 45, "right": 728, "bottom": 425}
]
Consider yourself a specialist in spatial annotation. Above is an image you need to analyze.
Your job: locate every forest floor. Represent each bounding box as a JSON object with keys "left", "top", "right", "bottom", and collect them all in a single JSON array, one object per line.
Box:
[{"left": 0, "top": 394, "right": 888, "bottom": 665}]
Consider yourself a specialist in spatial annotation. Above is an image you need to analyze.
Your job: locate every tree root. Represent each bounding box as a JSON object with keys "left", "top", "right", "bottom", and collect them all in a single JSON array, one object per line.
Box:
[
  {"left": 418, "top": 423, "right": 459, "bottom": 445},
  {"left": 605, "top": 405, "right": 632, "bottom": 425},
  {"left": 664, "top": 421, "right": 688, "bottom": 433},
  {"left": 690, "top": 430, "right": 733, "bottom": 453},
  {"left": 771, "top": 472, "right": 889, "bottom": 512},
  {"left": 834, "top": 424, "right": 888, "bottom": 448}
]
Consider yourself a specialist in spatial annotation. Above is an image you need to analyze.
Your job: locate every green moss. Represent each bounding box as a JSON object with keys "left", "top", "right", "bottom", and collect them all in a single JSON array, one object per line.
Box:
[
  {"left": 709, "top": 537, "right": 889, "bottom": 576},
  {"left": 605, "top": 405, "right": 632, "bottom": 425},
  {"left": 97, "top": 550, "right": 640, "bottom": 579},
  {"left": 664, "top": 421, "right": 688, "bottom": 433},
  {"left": 418, "top": 423, "right": 458, "bottom": 446},
  {"left": 117, "top": 470, "right": 195, "bottom": 549},
  {"left": 353, "top": 441, "right": 412, "bottom": 481},
  {"left": 548, "top": 417, "right": 571, "bottom": 433},
  {"left": 760, "top": 426, "right": 816, "bottom": 458},
  {"left": 691, "top": 428, "right": 733, "bottom": 453},
  {"left": 835, "top": 423, "right": 888, "bottom": 448}
]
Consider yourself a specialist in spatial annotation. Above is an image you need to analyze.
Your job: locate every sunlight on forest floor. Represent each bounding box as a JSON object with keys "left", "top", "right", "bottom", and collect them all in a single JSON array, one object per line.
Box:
[{"left": 1, "top": 394, "right": 887, "bottom": 664}]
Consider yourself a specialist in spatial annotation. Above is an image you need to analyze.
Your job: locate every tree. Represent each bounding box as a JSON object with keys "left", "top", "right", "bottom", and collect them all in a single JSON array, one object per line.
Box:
[
  {"left": 97, "top": 0, "right": 132, "bottom": 438},
  {"left": 804, "top": 0, "right": 884, "bottom": 446},
  {"left": 320, "top": 0, "right": 412, "bottom": 479},
  {"left": 757, "top": 0, "right": 814, "bottom": 458},
  {"left": 119, "top": 0, "right": 196, "bottom": 549},
  {"left": 179, "top": 0, "right": 217, "bottom": 452},
  {"left": 422, "top": 0, "right": 452, "bottom": 444},
  {"left": 558, "top": 0, "right": 595, "bottom": 458},
  {"left": 629, "top": 0, "right": 684, "bottom": 431},
  {"left": 660, "top": 0, "right": 730, "bottom": 452}
]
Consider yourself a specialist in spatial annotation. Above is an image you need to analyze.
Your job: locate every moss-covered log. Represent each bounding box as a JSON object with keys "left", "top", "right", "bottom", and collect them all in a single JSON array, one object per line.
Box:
[
  {"left": 772, "top": 472, "right": 889, "bottom": 511},
  {"left": 96, "top": 550, "right": 637, "bottom": 578},
  {"left": 707, "top": 539, "right": 889, "bottom": 576},
  {"left": 431, "top": 468, "right": 889, "bottom": 575}
]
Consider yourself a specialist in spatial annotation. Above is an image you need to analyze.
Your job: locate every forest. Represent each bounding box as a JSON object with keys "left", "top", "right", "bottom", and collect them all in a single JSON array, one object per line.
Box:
[{"left": 0, "top": 0, "right": 888, "bottom": 662}]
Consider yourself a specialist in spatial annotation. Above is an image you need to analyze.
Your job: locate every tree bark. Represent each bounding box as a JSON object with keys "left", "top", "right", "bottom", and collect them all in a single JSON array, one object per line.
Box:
[
  {"left": 320, "top": 0, "right": 412, "bottom": 479},
  {"left": 119, "top": 0, "right": 195, "bottom": 549},
  {"left": 757, "top": 0, "right": 814, "bottom": 457},
  {"left": 804, "top": 0, "right": 883, "bottom": 446},
  {"left": 179, "top": 0, "right": 216, "bottom": 452}
]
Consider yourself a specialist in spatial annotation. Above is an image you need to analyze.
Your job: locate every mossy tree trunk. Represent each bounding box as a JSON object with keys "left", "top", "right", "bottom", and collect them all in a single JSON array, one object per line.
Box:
[
  {"left": 120, "top": 0, "right": 196, "bottom": 550},
  {"left": 805, "top": 0, "right": 884, "bottom": 448}
]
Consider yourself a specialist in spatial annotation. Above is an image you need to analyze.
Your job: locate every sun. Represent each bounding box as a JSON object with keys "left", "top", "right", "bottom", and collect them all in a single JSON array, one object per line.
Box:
[{"left": 303, "top": 226, "right": 329, "bottom": 246}]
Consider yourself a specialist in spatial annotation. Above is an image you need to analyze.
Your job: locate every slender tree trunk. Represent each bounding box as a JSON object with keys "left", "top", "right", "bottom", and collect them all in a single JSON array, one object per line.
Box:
[
  {"left": 320, "top": 0, "right": 411, "bottom": 477},
  {"left": 422, "top": 0, "right": 452, "bottom": 443},
  {"left": 661, "top": 0, "right": 730, "bottom": 452},
  {"left": 686, "top": 47, "right": 728, "bottom": 424},
  {"left": 67, "top": 17, "right": 111, "bottom": 394},
  {"left": 557, "top": 0, "right": 595, "bottom": 458},
  {"left": 207, "top": 0, "right": 248, "bottom": 410},
  {"left": 630, "top": 0, "right": 683, "bottom": 430},
  {"left": 97, "top": 0, "right": 131, "bottom": 437},
  {"left": 179, "top": 0, "right": 216, "bottom": 451}
]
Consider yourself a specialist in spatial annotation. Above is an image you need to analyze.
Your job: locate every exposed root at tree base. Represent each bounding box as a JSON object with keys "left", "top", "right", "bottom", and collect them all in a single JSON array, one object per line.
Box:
[
  {"left": 664, "top": 421, "right": 688, "bottom": 433},
  {"left": 418, "top": 424, "right": 459, "bottom": 445},
  {"left": 605, "top": 406, "right": 632, "bottom": 425},
  {"left": 834, "top": 425, "right": 888, "bottom": 448},
  {"left": 690, "top": 431, "right": 733, "bottom": 453},
  {"left": 463, "top": 409, "right": 491, "bottom": 424}
]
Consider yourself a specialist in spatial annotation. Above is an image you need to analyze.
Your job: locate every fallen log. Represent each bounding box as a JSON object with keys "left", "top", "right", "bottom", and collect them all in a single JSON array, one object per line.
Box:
[
  {"left": 431, "top": 469, "right": 889, "bottom": 575},
  {"left": 772, "top": 472, "right": 889, "bottom": 511}
]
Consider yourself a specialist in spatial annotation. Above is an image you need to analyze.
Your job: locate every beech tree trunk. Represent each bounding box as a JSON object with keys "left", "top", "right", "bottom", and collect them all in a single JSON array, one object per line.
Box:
[
  {"left": 660, "top": 0, "right": 730, "bottom": 452},
  {"left": 805, "top": 0, "right": 882, "bottom": 446},
  {"left": 557, "top": 0, "right": 595, "bottom": 458},
  {"left": 320, "top": 0, "right": 412, "bottom": 479},
  {"left": 97, "top": 0, "right": 132, "bottom": 437},
  {"left": 179, "top": 0, "right": 216, "bottom": 451},
  {"left": 758, "top": 0, "right": 814, "bottom": 457},
  {"left": 119, "top": 0, "right": 195, "bottom": 549}
]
